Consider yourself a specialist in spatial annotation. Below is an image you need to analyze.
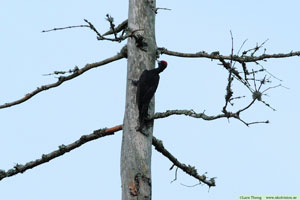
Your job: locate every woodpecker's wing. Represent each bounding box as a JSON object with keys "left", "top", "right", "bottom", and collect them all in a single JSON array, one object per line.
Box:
[
  {"left": 136, "top": 70, "right": 148, "bottom": 110},
  {"left": 141, "top": 78, "right": 159, "bottom": 103},
  {"left": 138, "top": 75, "right": 159, "bottom": 106},
  {"left": 138, "top": 77, "right": 159, "bottom": 121},
  {"left": 136, "top": 70, "right": 160, "bottom": 111}
]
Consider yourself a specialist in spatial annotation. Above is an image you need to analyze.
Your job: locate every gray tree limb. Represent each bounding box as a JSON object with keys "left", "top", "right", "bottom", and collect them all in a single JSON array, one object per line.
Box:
[
  {"left": 158, "top": 47, "right": 300, "bottom": 62},
  {"left": 121, "top": 0, "right": 157, "bottom": 199}
]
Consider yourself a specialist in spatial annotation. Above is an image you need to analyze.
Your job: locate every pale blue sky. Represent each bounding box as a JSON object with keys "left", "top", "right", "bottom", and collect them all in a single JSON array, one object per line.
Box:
[{"left": 1, "top": 1, "right": 299, "bottom": 199}]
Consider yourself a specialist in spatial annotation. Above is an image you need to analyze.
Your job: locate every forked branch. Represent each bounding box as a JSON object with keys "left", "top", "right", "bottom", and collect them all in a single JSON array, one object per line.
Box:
[
  {"left": 43, "top": 17, "right": 129, "bottom": 42},
  {"left": 0, "top": 122, "right": 215, "bottom": 187},
  {"left": 152, "top": 137, "right": 215, "bottom": 187},
  {"left": 103, "top": 19, "right": 128, "bottom": 36},
  {"left": 0, "top": 104, "right": 275, "bottom": 184}
]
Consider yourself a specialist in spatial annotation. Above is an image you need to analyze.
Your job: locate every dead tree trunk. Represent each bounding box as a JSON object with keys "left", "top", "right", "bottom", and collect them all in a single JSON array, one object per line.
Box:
[{"left": 121, "top": 0, "right": 156, "bottom": 199}]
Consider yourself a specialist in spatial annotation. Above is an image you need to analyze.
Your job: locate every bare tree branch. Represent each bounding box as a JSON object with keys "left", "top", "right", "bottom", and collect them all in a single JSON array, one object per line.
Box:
[
  {"left": 152, "top": 7, "right": 172, "bottom": 14},
  {"left": 153, "top": 109, "right": 228, "bottom": 121},
  {"left": 83, "top": 19, "right": 104, "bottom": 39},
  {"left": 0, "top": 46, "right": 127, "bottom": 109},
  {"left": 152, "top": 137, "right": 216, "bottom": 187},
  {"left": 0, "top": 106, "right": 272, "bottom": 184},
  {"left": 86, "top": 18, "right": 139, "bottom": 43},
  {"left": 43, "top": 66, "right": 80, "bottom": 76},
  {"left": 152, "top": 109, "right": 263, "bottom": 124},
  {"left": 1, "top": 112, "right": 221, "bottom": 187},
  {"left": 43, "top": 18, "right": 129, "bottom": 43},
  {"left": 152, "top": 108, "right": 269, "bottom": 127},
  {"left": 0, "top": 125, "right": 122, "bottom": 181},
  {"left": 105, "top": 14, "right": 118, "bottom": 39},
  {"left": 170, "top": 166, "right": 178, "bottom": 183},
  {"left": 102, "top": 19, "right": 128, "bottom": 36},
  {"left": 42, "top": 24, "right": 89, "bottom": 33},
  {"left": 83, "top": 18, "right": 126, "bottom": 42},
  {"left": 242, "top": 39, "right": 269, "bottom": 57},
  {"left": 158, "top": 47, "right": 300, "bottom": 62}
]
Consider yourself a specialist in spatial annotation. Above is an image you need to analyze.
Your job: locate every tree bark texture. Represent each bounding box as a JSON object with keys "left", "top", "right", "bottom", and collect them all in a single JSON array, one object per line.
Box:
[{"left": 121, "top": 0, "right": 156, "bottom": 199}]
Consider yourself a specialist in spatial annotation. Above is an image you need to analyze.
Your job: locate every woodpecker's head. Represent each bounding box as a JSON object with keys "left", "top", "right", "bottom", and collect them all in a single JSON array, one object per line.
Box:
[{"left": 158, "top": 60, "right": 168, "bottom": 73}]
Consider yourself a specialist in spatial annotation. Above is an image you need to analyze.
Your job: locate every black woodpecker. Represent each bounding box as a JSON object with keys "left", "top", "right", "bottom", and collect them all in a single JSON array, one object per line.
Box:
[{"left": 135, "top": 60, "right": 168, "bottom": 131}]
